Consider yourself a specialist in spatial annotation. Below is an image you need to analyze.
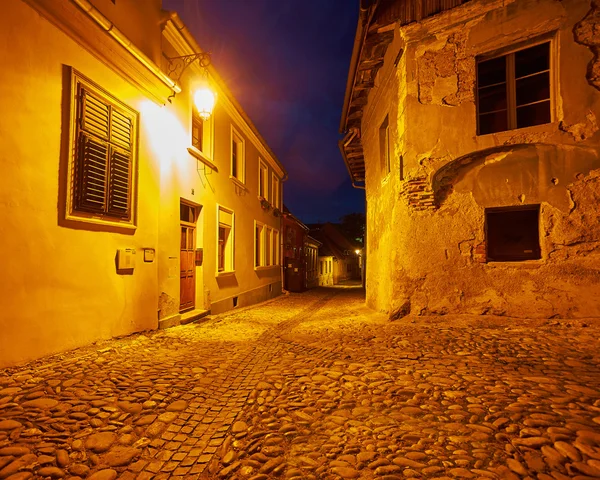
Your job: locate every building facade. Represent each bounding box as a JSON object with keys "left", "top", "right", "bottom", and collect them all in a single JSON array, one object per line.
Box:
[
  {"left": 0, "top": 0, "right": 285, "bottom": 367},
  {"left": 310, "top": 223, "right": 362, "bottom": 285},
  {"left": 340, "top": 0, "right": 600, "bottom": 318}
]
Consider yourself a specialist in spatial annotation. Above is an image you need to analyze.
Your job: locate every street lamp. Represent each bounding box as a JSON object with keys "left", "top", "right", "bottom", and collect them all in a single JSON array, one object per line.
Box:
[
  {"left": 194, "top": 87, "right": 216, "bottom": 121},
  {"left": 166, "top": 51, "right": 217, "bottom": 120}
]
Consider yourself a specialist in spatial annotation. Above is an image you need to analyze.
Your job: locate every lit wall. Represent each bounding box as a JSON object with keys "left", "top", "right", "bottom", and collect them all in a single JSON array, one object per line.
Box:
[{"left": 0, "top": 0, "right": 165, "bottom": 366}]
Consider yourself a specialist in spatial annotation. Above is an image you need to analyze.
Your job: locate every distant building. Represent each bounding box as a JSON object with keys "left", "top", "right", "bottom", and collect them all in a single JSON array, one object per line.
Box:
[
  {"left": 282, "top": 207, "right": 321, "bottom": 291},
  {"left": 309, "top": 223, "right": 362, "bottom": 285},
  {"left": 0, "top": 0, "right": 285, "bottom": 367},
  {"left": 340, "top": 0, "right": 600, "bottom": 318}
]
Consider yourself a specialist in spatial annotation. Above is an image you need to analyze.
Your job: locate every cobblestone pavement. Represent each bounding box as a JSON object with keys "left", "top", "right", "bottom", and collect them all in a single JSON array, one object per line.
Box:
[{"left": 1, "top": 286, "right": 600, "bottom": 480}]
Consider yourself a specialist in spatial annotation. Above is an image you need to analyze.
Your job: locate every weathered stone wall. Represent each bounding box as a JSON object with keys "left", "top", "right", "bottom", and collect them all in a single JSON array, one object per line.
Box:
[{"left": 362, "top": 0, "right": 600, "bottom": 318}]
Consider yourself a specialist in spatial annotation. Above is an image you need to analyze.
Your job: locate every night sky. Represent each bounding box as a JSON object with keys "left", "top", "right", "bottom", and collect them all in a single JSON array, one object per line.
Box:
[{"left": 163, "top": 0, "right": 364, "bottom": 224}]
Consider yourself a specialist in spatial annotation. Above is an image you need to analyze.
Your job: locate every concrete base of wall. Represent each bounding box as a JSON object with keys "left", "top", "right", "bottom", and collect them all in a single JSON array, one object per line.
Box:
[
  {"left": 158, "top": 308, "right": 210, "bottom": 329},
  {"left": 210, "top": 281, "right": 282, "bottom": 315}
]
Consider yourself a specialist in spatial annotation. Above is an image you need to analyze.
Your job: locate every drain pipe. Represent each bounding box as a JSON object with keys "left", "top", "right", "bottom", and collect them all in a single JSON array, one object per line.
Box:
[{"left": 71, "top": 0, "right": 180, "bottom": 94}]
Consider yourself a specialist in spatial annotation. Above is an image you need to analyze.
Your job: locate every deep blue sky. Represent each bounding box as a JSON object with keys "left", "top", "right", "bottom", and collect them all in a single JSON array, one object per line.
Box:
[{"left": 163, "top": 0, "right": 364, "bottom": 224}]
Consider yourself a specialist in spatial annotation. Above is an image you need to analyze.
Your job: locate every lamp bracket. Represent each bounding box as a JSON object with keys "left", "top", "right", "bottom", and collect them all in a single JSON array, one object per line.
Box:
[{"left": 165, "top": 52, "right": 212, "bottom": 102}]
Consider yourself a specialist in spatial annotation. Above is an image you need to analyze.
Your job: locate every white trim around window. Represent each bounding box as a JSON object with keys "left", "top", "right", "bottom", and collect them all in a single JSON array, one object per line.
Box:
[
  {"left": 230, "top": 125, "right": 245, "bottom": 184},
  {"left": 217, "top": 204, "right": 235, "bottom": 275},
  {"left": 258, "top": 159, "right": 268, "bottom": 199},
  {"left": 255, "top": 221, "right": 279, "bottom": 269}
]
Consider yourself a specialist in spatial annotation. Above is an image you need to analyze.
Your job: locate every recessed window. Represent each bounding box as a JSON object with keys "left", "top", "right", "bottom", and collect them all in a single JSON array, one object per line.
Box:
[
  {"left": 68, "top": 70, "right": 138, "bottom": 225},
  {"left": 255, "top": 222, "right": 278, "bottom": 267},
  {"left": 379, "top": 115, "right": 390, "bottom": 175},
  {"left": 217, "top": 206, "right": 234, "bottom": 273},
  {"left": 477, "top": 42, "right": 551, "bottom": 135},
  {"left": 231, "top": 128, "right": 245, "bottom": 183},
  {"left": 486, "top": 205, "right": 541, "bottom": 262},
  {"left": 258, "top": 160, "right": 267, "bottom": 198},
  {"left": 255, "top": 222, "right": 264, "bottom": 267},
  {"left": 191, "top": 108, "right": 204, "bottom": 152}
]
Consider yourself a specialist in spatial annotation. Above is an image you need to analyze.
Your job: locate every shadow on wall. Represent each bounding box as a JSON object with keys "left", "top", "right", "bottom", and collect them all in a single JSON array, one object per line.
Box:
[{"left": 432, "top": 143, "right": 600, "bottom": 210}]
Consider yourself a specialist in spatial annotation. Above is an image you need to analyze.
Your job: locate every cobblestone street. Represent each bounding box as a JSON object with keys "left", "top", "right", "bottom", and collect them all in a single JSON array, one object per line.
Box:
[{"left": 1, "top": 286, "right": 600, "bottom": 480}]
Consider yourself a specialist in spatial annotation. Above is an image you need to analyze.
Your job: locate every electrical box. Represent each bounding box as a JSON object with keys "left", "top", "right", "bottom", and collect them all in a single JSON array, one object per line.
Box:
[
  {"left": 143, "top": 248, "right": 155, "bottom": 263},
  {"left": 195, "top": 248, "right": 203, "bottom": 266},
  {"left": 117, "top": 248, "right": 136, "bottom": 270}
]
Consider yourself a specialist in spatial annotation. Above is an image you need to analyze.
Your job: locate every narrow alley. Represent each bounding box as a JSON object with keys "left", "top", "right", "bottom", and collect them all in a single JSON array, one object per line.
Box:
[{"left": 1, "top": 286, "right": 599, "bottom": 479}]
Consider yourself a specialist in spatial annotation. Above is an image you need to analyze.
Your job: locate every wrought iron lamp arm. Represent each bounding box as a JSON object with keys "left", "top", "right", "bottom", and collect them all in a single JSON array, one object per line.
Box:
[{"left": 165, "top": 52, "right": 212, "bottom": 103}]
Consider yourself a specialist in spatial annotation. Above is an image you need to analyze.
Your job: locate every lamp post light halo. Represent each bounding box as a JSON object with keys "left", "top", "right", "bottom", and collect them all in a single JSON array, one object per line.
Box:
[{"left": 194, "top": 87, "right": 216, "bottom": 121}]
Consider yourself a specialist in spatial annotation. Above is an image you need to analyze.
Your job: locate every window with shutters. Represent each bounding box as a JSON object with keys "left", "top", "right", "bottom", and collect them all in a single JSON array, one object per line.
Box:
[{"left": 67, "top": 70, "right": 138, "bottom": 226}]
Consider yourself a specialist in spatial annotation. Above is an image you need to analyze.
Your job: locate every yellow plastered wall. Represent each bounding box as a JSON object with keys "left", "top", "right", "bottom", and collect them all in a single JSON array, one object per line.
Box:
[{"left": 0, "top": 0, "right": 162, "bottom": 367}]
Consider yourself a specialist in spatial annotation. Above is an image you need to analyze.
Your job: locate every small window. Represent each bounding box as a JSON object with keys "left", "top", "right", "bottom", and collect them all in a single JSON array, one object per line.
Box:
[
  {"left": 272, "top": 230, "right": 279, "bottom": 265},
  {"left": 486, "top": 205, "right": 541, "bottom": 262},
  {"left": 180, "top": 203, "right": 196, "bottom": 224},
  {"left": 379, "top": 115, "right": 390, "bottom": 175},
  {"left": 68, "top": 70, "right": 138, "bottom": 224},
  {"left": 265, "top": 228, "right": 272, "bottom": 266},
  {"left": 271, "top": 174, "right": 280, "bottom": 208},
  {"left": 258, "top": 160, "right": 268, "bottom": 198},
  {"left": 231, "top": 128, "right": 245, "bottom": 183},
  {"left": 477, "top": 42, "right": 551, "bottom": 135},
  {"left": 217, "top": 206, "right": 234, "bottom": 273},
  {"left": 192, "top": 109, "right": 204, "bottom": 152}
]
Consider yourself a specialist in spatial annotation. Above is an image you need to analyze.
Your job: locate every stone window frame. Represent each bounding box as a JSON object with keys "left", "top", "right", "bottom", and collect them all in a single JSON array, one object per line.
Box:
[{"left": 476, "top": 35, "right": 556, "bottom": 136}]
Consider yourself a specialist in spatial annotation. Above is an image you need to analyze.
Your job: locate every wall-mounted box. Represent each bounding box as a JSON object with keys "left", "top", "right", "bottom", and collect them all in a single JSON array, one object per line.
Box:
[
  {"left": 143, "top": 248, "right": 155, "bottom": 263},
  {"left": 117, "top": 248, "right": 136, "bottom": 270}
]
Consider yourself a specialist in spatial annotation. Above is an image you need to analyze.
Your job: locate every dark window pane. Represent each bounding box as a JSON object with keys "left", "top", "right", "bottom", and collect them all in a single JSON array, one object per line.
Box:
[
  {"left": 486, "top": 207, "right": 541, "bottom": 261},
  {"left": 478, "top": 83, "right": 507, "bottom": 113},
  {"left": 516, "top": 100, "right": 551, "bottom": 128},
  {"left": 516, "top": 72, "right": 550, "bottom": 106},
  {"left": 479, "top": 110, "right": 508, "bottom": 135},
  {"left": 515, "top": 42, "right": 550, "bottom": 79},
  {"left": 477, "top": 56, "right": 506, "bottom": 87}
]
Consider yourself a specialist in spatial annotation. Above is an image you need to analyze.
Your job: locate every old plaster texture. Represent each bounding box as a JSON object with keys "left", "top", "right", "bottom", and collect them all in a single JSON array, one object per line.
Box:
[{"left": 362, "top": 0, "right": 600, "bottom": 319}]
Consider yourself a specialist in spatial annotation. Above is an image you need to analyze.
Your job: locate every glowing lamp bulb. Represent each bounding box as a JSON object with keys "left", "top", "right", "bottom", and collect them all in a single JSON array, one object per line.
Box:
[
  {"left": 194, "top": 87, "right": 216, "bottom": 121},
  {"left": 355, "top": 249, "right": 360, "bottom": 255}
]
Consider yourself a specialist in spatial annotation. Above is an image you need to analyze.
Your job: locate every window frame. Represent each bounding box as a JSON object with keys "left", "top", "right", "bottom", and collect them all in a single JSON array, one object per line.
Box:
[
  {"left": 217, "top": 205, "right": 235, "bottom": 275},
  {"left": 258, "top": 159, "right": 268, "bottom": 199},
  {"left": 255, "top": 221, "right": 279, "bottom": 269},
  {"left": 379, "top": 115, "right": 390, "bottom": 177},
  {"left": 230, "top": 125, "right": 245, "bottom": 184},
  {"left": 66, "top": 69, "right": 139, "bottom": 228},
  {"left": 476, "top": 37, "right": 554, "bottom": 136},
  {"left": 190, "top": 101, "right": 214, "bottom": 159},
  {"left": 485, "top": 205, "right": 542, "bottom": 262}
]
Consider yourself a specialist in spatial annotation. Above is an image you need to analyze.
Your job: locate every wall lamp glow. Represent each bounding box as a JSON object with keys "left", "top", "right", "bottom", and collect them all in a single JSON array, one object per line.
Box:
[{"left": 165, "top": 51, "right": 217, "bottom": 120}]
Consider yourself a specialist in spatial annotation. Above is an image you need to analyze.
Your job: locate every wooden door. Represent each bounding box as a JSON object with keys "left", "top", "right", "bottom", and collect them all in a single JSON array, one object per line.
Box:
[{"left": 180, "top": 224, "right": 196, "bottom": 313}]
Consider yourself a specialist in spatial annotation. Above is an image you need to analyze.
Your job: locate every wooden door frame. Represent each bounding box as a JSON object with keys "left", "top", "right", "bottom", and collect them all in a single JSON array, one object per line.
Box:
[{"left": 180, "top": 199, "right": 201, "bottom": 313}]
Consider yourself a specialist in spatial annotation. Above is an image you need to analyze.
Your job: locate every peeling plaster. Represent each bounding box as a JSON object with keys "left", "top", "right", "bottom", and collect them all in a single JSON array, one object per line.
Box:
[
  {"left": 574, "top": 0, "right": 600, "bottom": 91},
  {"left": 559, "top": 111, "right": 599, "bottom": 141}
]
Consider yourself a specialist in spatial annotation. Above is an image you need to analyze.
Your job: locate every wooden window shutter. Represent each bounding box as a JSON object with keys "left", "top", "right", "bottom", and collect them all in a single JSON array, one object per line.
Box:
[
  {"left": 107, "top": 147, "right": 131, "bottom": 218},
  {"left": 73, "top": 83, "right": 135, "bottom": 221},
  {"left": 75, "top": 132, "right": 108, "bottom": 213}
]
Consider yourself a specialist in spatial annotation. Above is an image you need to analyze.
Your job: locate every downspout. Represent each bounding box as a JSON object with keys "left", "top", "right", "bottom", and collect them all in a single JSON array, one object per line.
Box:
[{"left": 71, "top": 0, "right": 180, "bottom": 94}]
